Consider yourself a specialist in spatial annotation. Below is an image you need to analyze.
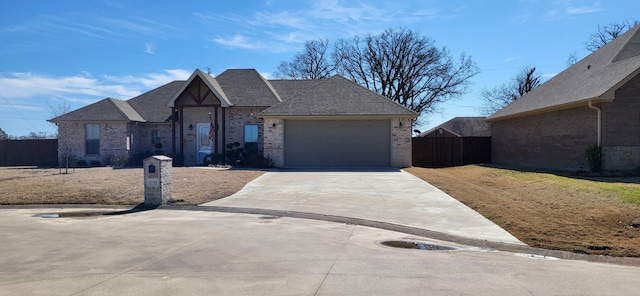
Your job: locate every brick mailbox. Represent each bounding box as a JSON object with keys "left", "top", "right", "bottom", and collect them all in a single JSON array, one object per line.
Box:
[{"left": 143, "top": 155, "right": 172, "bottom": 206}]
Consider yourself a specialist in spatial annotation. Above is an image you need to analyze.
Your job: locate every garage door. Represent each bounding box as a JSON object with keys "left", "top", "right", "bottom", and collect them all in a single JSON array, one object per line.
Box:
[{"left": 284, "top": 120, "right": 390, "bottom": 167}]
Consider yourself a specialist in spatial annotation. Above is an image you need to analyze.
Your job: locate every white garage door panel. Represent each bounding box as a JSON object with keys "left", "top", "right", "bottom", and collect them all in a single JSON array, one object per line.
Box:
[{"left": 284, "top": 120, "right": 390, "bottom": 167}]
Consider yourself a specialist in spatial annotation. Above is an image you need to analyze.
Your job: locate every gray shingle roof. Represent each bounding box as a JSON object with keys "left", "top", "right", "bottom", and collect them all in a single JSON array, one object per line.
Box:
[
  {"left": 418, "top": 117, "right": 490, "bottom": 137},
  {"left": 128, "top": 81, "right": 184, "bottom": 122},
  {"left": 215, "top": 69, "right": 282, "bottom": 107},
  {"left": 51, "top": 69, "right": 419, "bottom": 123},
  {"left": 49, "top": 98, "right": 145, "bottom": 122},
  {"left": 487, "top": 24, "right": 640, "bottom": 121},
  {"left": 260, "top": 75, "right": 417, "bottom": 117},
  {"left": 268, "top": 80, "right": 323, "bottom": 101}
]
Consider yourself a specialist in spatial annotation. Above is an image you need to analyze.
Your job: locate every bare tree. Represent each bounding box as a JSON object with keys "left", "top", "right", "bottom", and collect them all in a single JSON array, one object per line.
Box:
[
  {"left": 480, "top": 66, "right": 541, "bottom": 115},
  {"left": 0, "top": 127, "right": 9, "bottom": 140},
  {"left": 585, "top": 20, "right": 639, "bottom": 52},
  {"left": 48, "top": 101, "right": 72, "bottom": 119},
  {"left": 566, "top": 51, "right": 578, "bottom": 66},
  {"left": 275, "top": 39, "right": 334, "bottom": 79},
  {"left": 333, "top": 28, "right": 480, "bottom": 116}
]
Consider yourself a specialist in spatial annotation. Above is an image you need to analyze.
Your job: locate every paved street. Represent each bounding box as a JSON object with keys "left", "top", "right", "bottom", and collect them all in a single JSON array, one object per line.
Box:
[{"left": 1, "top": 207, "right": 640, "bottom": 295}]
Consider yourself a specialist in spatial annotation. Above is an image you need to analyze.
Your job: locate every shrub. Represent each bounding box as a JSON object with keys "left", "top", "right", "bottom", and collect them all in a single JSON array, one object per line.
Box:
[
  {"left": 109, "top": 152, "right": 130, "bottom": 168},
  {"left": 245, "top": 154, "right": 274, "bottom": 168},
  {"left": 585, "top": 144, "right": 603, "bottom": 172},
  {"left": 170, "top": 153, "right": 184, "bottom": 167},
  {"left": 77, "top": 159, "right": 88, "bottom": 167},
  {"left": 89, "top": 160, "right": 102, "bottom": 167},
  {"left": 225, "top": 142, "right": 245, "bottom": 165},
  {"left": 203, "top": 153, "right": 225, "bottom": 166},
  {"left": 128, "top": 151, "right": 154, "bottom": 167}
]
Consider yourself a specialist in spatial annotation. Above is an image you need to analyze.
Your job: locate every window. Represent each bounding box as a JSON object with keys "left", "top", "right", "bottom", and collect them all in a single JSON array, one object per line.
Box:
[
  {"left": 85, "top": 124, "right": 100, "bottom": 155},
  {"left": 244, "top": 124, "right": 258, "bottom": 155},
  {"left": 152, "top": 130, "right": 161, "bottom": 145}
]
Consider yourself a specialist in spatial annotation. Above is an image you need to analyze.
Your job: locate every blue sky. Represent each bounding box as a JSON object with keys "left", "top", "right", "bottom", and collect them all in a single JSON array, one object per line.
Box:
[{"left": 1, "top": 0, "right": 639, "bottom": 137}]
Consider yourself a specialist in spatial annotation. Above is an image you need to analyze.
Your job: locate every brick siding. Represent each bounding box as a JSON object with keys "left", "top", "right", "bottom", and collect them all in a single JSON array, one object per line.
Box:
[
  {"left": 601, "top": 74, "right": 640, "bottom": 170},
  {"left": 391, "top": 117, "right": 412, "bottom": 167},
  {"left": 491, "top": 106, "right": 598, "bottom": 171}
]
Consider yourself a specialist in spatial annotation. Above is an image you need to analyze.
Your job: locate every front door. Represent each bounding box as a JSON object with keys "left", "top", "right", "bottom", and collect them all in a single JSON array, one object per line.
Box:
[{"left": 196, "top": 123, "right": 212, "bottom": 165}]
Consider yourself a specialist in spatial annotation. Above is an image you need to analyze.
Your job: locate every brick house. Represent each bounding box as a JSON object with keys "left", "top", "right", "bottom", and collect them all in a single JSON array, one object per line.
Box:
[
  {"left": 50, "top": 69, "right": 416, "bottom": 168},
  {"left": 486, "top": 24, "right": 640, "bottom": 171}
]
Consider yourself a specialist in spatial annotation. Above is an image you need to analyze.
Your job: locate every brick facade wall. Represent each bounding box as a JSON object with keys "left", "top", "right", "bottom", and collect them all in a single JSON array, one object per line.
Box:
[
  {"left": 491, "top": 106, "right": 598, "bottom": 171},
  {"left": 226, "top": 107, "right": 265, "bottom": 151},
  {"left": 129, "top": 123, "right": 173, "bottom": 155},
  {"left": 56, "top": 121, "right": 130, "bottom": 166},
  {"left": 601, "top": 74, "right": 640, "bottom": 170},
  {"left": 391, "top": 117, "right": 412, "bottom": 167},
  {"left": 262, "top": 118, "right": 284, "bottom": 167}
]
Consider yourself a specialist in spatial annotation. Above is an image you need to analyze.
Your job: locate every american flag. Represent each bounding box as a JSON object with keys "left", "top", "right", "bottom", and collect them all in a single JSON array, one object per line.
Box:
[{"left": 208, "top": 121, "right": 215, "bottom": 141}]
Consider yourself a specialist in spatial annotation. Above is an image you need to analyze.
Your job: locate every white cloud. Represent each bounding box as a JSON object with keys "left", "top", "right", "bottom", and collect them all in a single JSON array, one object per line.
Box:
[
  {"left": 503, "top": 56, "right": 522, "bottom": 62},
  {"left": 145, "top": 42, "right": 155, "bottom": 54},
  {"left": 213, "top": 35, "right": 265, "bottom": 49},
  {"left": 201, "top": 0, "right": 437, "bottom": 51},
  {"left": 0, "top": 69, "right": 192, "bottom": 103},
  {"left": 565, "top": 5, "right": 603, "bottom": 15}
]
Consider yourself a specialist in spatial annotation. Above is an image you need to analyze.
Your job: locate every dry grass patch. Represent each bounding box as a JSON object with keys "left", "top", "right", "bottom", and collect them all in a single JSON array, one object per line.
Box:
[
  {"left": 406, "top": 165, "right": 640, "bottom": 257},
  {"left": 0, "top": 167, "right": 264, "bottom": 206}
]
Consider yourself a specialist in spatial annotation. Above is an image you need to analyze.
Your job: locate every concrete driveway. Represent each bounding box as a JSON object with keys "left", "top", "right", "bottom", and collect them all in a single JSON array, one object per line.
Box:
[{"left": 202, "top": 169, "right": 523, "bottom": 245}]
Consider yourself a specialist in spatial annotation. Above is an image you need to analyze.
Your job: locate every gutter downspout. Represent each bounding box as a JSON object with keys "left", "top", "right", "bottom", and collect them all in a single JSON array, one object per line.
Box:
[{"left": 588, "top": 100, "right": 601, "bottom": 146}]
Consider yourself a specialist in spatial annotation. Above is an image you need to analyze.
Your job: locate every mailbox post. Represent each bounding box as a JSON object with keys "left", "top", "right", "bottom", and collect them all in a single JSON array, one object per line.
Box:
[{"left": 143, "top": 155, "right": 173, "bottom": 206}]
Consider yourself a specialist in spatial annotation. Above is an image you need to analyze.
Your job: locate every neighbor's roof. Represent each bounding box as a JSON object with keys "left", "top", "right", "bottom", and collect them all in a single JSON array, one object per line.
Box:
[
  {"left": 49, "top": 98, "right": 145, "bottom": 122},
  {"left": 487, "top": 24, "right": 640, "bottom": 121},
  {"left": 418, "top": 117, "right": 490, "bottom": 137},
  {"left": 260, "top": 75, "right": 418, "bottom": 117}
]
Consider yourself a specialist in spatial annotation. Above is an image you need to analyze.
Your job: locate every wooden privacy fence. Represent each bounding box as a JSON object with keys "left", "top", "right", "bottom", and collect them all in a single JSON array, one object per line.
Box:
[
  {"left": 412, "top": 137, "right": 491, "bottom": 168},
  {"left": 0, "top": 139, "right": 58, "bottom": 167}
]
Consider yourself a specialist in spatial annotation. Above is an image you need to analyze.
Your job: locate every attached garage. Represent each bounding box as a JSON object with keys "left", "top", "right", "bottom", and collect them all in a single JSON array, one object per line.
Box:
[
  {"left": 260, "top": 75, "right": 417, "bottom": 168},
  {"left": 284, "top": 120, "right": 390, "bottom": 167}
]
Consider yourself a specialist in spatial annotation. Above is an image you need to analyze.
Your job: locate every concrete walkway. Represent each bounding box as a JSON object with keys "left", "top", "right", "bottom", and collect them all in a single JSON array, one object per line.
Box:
[{"left": 202, "top": 169, "right": 524, "bottom": 245}]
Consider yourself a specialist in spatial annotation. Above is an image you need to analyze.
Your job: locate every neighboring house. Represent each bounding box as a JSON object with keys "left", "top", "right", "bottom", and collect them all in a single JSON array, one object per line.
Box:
[
  {"left": 50, "top": 69, "right": 417, "bottom": 168},
  {"left": 412, "top": 116, "right": 491, "bottom": 167},
  {"left": 417, "top": 117, "right": 490, "bottom": 138},
  {"left": 486, "top": 24, "right": 640, "bottom": 171}
]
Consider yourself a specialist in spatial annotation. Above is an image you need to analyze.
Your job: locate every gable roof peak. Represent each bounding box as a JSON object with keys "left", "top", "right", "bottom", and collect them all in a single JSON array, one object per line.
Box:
[
  {"left": 487, "top": 24, "right": 640, "bottom": 122},
  {"left": 612, "top": 24, "right": 640, "bottom": 63},
  {"left": 167, "top": 68, "right": 232, "bottom": 108}
]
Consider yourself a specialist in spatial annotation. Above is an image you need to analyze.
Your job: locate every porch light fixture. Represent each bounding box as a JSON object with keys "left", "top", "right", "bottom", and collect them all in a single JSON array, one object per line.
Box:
[{"left": 189, "top": 124, "right": 193, "bottom": 131}]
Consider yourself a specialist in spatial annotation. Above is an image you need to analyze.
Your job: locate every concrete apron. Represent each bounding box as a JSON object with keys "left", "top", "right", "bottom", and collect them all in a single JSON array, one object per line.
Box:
[{"left": 202, "top": 169, "right": 524, "bottom": 245}]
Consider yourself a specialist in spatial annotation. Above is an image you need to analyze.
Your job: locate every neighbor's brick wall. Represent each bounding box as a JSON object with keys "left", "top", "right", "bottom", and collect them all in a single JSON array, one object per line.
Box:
[
  {"left": 262, "top": 118, "right": 284, "bottom": 167},
  {"left": 601, "top": 74, "right": 640, "bottom": 171},
  {"left": 391, "top": 117, "right": 412, "bottom": 168},
  {"left": 491, "top": 106, "right": 597, "bottom": 171}
]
